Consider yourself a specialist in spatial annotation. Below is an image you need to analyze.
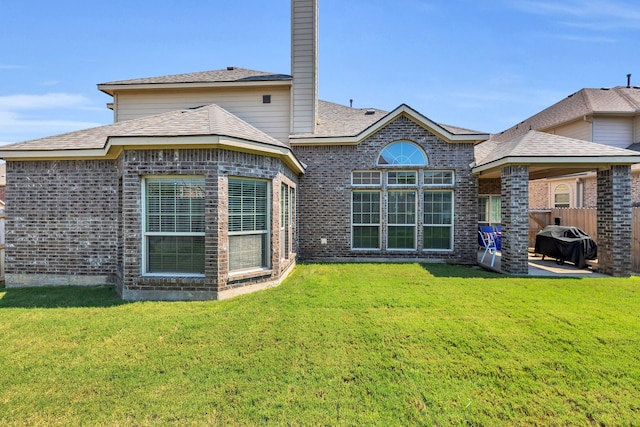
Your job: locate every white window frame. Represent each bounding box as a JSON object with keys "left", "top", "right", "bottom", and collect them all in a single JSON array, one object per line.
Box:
[
  {"left": 553, "top": 184, "right": 571, "bottom": 208},
  {"left": 351, "top": 171, "right": 381, "bottom": 186},
  {"left": 479, "top": 194, "right": 501, "bottom": 225},
  {"left": 141, "top": 176, "right": 206, "bottom": 277},
  {"left": 387, "top": 170, "right": 418, "bottom": 186},
  {"left": 423, "top": 190, "right": 454, "bottom": 251},
  {"left": 351, "top": 190, "right": 382, "bottom": 250},
  {"left": 424, "top": 170, "right": 454, "bottom": 187},
  {"left": 228, "top": 177, "right": 271, "bottom": 273},
  {"left": 387, "top": 190, "right": 417, "bottom": 251}
]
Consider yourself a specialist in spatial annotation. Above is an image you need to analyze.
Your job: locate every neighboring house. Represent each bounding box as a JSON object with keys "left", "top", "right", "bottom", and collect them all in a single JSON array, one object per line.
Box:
[
  {"left": 1, "top": 0, "right": 639, "bottom": 300},
  {"left": 491, "top": 85, "right": 640, "bottom": 208}
]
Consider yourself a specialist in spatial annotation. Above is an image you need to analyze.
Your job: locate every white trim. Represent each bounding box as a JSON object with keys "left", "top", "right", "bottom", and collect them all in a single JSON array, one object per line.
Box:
[
  {"left": 141, "top": 176, "right": 206, "bottom": 276},
  {"left": 0, "top": 134, "right": 306, "bottom": 174},
  {"left": 98, "top": 79, "right": 292, "bottom": 95},
  {"left": 386, "top": 189, "right": 418, "bottom": 251},
  {"left": 350, "top": 190, "right": 382, "bottom": 250},
  {"left": 387, "top": 170, "right": 418, "bottom": 186},
  {"left": 227, "top": 177, "right": 272, "bottom": 272},
  {"left": 351, "top": 170, "right": 382, "bottom": 186},
  {"left": 424, "top": 170, "right": 455, "bottom": 187},
  {"left": 290, "top": 104, "right": 490, "bottom": 146},
  {"left": 423, "top": 189, "right": 454, "bottom": 251}
]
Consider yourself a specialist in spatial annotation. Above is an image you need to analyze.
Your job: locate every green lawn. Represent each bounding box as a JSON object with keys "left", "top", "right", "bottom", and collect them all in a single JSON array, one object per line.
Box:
[{"left": 1, "top": 264, "right": 639, "bottom": 426}]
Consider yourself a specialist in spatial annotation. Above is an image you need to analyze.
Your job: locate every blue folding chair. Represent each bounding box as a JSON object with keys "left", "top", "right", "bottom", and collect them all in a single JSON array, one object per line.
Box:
[{"left": 478, "top": 230, "right": 498, "bottom": 266}]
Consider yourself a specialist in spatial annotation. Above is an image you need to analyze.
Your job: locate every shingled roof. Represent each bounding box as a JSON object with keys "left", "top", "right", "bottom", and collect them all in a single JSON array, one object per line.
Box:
[
  {"left": 98, "top": 67, "right": 292, "bottom": 95},
  {"left": 313, "top": 100, "right": 483, "bottom": 138},
  {"left": 474, "top": 130, "right": 640, "bottom": 179},
  {"left": 494, "top": 86, "right": 640, "bottom": 142},
  {"left": 0, "top": 104, "right": 288, "bottom": 152}
]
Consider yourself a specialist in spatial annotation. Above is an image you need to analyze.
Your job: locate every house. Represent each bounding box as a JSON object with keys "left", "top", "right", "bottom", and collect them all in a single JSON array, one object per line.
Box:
[
  {"left": 1, "top": 0, "right": 639, "bottom": 300},
  {"left": 491, "top": 85, "right": 640, "bottom": 209}
]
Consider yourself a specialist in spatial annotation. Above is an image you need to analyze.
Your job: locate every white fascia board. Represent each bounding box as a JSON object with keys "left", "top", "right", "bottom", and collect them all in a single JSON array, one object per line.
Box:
[
  {"left": 0, "top": 135, "right": 306, "bottom": 174},
  {"left": 472, "top": 155, "right": 640, "bottom": 175},
  {"left": 98, "top": 80, "right": 292, "bottom": 95},
  {"left": 290, "top": 104, "right": 489, "bottom": 146}
]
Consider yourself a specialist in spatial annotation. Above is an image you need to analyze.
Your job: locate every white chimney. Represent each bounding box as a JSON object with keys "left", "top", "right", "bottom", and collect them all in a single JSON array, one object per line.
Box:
[{"left": 291, "top": 0, "right": 318, "bottom": 135}]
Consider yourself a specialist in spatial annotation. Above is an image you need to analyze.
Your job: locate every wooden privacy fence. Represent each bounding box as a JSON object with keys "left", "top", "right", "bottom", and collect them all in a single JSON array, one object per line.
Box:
[{"left": 529, "top": 207, "right": 640, "bottom": 274}]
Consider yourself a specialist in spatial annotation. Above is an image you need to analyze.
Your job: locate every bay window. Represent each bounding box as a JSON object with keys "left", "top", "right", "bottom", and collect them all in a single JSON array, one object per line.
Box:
[
  {"left": 143, "top": 177, "right": 205, "bottom": 275},
  {"left": 228, "top": 178, "right": 270, "bottom": 272}
]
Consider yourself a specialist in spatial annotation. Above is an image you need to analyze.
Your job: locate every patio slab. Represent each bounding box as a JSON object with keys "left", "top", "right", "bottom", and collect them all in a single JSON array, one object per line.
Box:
[{"left": 477, "top": 250, "right": 607, "bottom": 277}]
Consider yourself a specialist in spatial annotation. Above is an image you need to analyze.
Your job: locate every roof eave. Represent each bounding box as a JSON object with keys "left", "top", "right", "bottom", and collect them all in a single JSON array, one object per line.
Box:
[
  {"left": 473, "top": 155, "right": 640, "bottom": 176},
  {"left": 290, "top": 104, "right": 489, "bottom": 146},
  {"left": 0, "top": 135, "right": 306, "bottom": 174},
  {"left": 98, "top": 79, "right": 293, "bottom": 96}
]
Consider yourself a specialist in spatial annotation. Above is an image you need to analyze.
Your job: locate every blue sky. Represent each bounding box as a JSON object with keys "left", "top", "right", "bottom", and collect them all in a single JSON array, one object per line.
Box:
[{"left": 1, "top": 0, "right": 639, "bottom": 144}]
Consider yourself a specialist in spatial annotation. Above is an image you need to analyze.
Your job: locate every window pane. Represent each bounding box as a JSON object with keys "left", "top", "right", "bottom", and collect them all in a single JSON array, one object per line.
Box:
[
  {"left": 229, "top": 234, "right": 267, "bottom": 271},
  {"left": 353, "top": 226, "right": 379, "bottom": 249},
  {"left": 352, "top": 192, "right": 380, "bottom": 224},
  {"left": 490, "top": 196, "right": 502, "bottom": 223},
  {"left": 147, "top": 236, "right": 205, "bottom": 274},
  {"left": 388, "top": 226, "right": 415, "bottom": 249},
  {"left": 352, "top": 171, "right": 381, "bottom": 186},
  {"left": 378, "top": 141, "right": 427, "bottom": 166},
  {"left": 228, "top": 178, "right": 269, "bottom": 271},
  {"left": 388, "top": 171, "right": 417, "bottom": 185},
  {"left": 424, "top": 191, "right": 452, "bottom": 225},
  {"left": 228, "top": 179, "right": 268, "bottom": 233},
  {"left": 424, "top": 226, "right": 452, "bottom": 250},
  {"left": 388, "top": 191, "right": 416, "bottom": 225},
  {"left": 146, "top": 178, "right": 205, "bottom": 233},
  {"left": 478, "top": 196, "right": 489, "bottom": 222},
  {"left": 424, "top": 171, "right": 454, "bottom": 186}
]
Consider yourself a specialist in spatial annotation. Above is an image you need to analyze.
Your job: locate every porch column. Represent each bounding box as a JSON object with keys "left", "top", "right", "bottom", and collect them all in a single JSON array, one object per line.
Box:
[
  {"left": 501, "top": 165, "right": 529, "bottom": 275},
  {"left": 597, "top": 165, "right": 632, "bottom": 277}
]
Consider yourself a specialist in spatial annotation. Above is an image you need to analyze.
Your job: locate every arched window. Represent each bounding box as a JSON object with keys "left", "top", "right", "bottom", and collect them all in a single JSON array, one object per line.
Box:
[
  {"left": 377, "top": 141, "right": 427, "bottom": 166},
  {"left": 554, "top": 184, "right": 570, "bottom": 208}
]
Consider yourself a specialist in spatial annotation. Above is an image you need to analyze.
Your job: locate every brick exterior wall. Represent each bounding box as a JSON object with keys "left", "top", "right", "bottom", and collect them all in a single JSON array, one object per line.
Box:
[
  {"left": 292, "top": 115, "right": 478, "bottom": 263},
  {"left": 501, "top": 165, "right": 529, "bottom": 275},
  {"left": 5, "top": 149, "right": 299, "bottom": 300},
  {"left": 478, "top": 178, "right": 500, "bottom": 195},
  {"left": 5, "top": 160, "right": 119, "bottom": 284},
  {"left": 528, "top": 179, "right": 548, "bottom": 209},
  {"left": 597, "top": 166, "right": 632, "bottom": 277}
]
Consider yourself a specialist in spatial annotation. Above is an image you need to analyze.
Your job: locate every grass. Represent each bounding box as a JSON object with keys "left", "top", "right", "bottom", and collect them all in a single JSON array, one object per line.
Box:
[{"left": 0, "top": 263, "right": 639, "bottom": 426}]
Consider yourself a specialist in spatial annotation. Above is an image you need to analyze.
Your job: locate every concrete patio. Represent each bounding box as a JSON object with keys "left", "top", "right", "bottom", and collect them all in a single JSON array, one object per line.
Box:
[{"left": 477, "top": 249, "right": 606, "bottom": 277}]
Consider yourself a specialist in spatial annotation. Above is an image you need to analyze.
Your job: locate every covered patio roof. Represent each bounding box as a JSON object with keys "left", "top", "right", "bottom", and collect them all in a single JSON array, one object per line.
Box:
[
  {"left": 472, "top": 130, "right": 640, "bottom": 277},
  {"left": 473, "top": 130, "right": 640, "bottom": 179}
]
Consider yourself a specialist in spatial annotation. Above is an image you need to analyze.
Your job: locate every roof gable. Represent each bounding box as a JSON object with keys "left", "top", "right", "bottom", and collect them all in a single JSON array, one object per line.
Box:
[
  {"left": 291, "top": 103, "right": 489, "bottom": 145},
  {"left": 494, "top": 86, "right": 640, "bottom": 142},
  {"left": 474, "top": 130, "right": 640, "bottom": 179}
]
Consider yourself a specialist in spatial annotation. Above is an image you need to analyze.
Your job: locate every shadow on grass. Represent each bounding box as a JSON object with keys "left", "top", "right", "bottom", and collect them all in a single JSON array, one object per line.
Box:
[
  {"left": 0, "top": 285, "right": 129, "bottom": 309},
  {"left": 419, "top": 263, "right": 505, "bottom": 278}
]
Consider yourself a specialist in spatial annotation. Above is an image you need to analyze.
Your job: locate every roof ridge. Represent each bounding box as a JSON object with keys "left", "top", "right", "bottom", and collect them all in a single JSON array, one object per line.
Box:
[
  {"left": 613, "top": 86, "right": 640, "bottom": 111},
  {"left": 577, "top": 88, "right": 595, "bottom": 114}
]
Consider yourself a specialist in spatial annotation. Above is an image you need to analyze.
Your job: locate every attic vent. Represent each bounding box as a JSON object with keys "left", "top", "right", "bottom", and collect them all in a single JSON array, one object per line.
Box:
[
  {"left": 227, "top": 66, "right": 235, "bottom": 71},
  {"left": 365, "top": 110, "right": 375, "bottom": 115},
  {"left": 263, "top": 95, "right": 271, "bottom": 104}
]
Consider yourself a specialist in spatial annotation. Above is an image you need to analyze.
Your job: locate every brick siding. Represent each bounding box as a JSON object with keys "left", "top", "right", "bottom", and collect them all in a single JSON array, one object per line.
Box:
[
  {"left": 597, "top": 165, "right": 632, "bottom": 277},
  {"left": 5, "top": 149, "right": 299, "bottom": 299},
  {"left": 5, "top": 160, "right": 119, "bottom": 279},
  {"left": 500, "top": 165, "right": 529, "bottom": 274},
  {"left": 292, "top": 115, "right": 478, "bottom": 263}
]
